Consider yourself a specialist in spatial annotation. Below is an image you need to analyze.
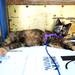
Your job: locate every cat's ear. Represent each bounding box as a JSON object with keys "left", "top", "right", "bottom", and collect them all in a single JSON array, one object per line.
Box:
[
  {"left": 66, "top": 23, "right": 72, "bottom": 28},
  {"left": 63, "top": 23, "right": 72, "bottom": 31},
  {"left": 62, "top": 23, "right": 72, "bottom": 36},
  {"left": 56, "top": 18, "right": 62, "bottom": 25}
]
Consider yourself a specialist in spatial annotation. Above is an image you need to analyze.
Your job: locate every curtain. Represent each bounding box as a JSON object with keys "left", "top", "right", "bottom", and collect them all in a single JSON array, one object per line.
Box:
[{"left": 0, "top": 0, "right": 8, "bottom": 42}]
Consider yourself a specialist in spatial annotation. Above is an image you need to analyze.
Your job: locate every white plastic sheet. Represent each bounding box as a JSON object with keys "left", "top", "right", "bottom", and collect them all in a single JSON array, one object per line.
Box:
[{"left": 0, "top": 46, "right": 75, "bottom": 75}]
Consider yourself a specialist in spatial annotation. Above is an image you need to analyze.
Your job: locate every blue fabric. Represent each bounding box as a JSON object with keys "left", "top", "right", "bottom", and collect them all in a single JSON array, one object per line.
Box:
[{"left": 0, "top": 0, "right": 8, "bottom": 41}]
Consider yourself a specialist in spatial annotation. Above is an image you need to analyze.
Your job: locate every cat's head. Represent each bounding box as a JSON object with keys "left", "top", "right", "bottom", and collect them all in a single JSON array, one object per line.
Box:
[{"left": 53, "top": 18, "right": 71, "bottom": 37}]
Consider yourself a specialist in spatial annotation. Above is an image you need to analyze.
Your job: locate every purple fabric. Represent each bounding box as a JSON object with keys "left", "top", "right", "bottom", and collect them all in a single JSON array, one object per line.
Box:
[{"left": 44, "top": 34, "right": 64, "bottom": 40}]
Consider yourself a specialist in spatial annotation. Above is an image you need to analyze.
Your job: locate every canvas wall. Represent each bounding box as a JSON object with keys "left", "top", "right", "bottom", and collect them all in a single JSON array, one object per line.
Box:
[{"left": 8, "top": 5, "right": 75, "bottom": 35}]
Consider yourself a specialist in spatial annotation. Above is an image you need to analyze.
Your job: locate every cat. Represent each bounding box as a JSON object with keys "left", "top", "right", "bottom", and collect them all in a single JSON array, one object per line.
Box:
[{"left": 53, "top": 18, "right": 71, "bottom": 37}]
